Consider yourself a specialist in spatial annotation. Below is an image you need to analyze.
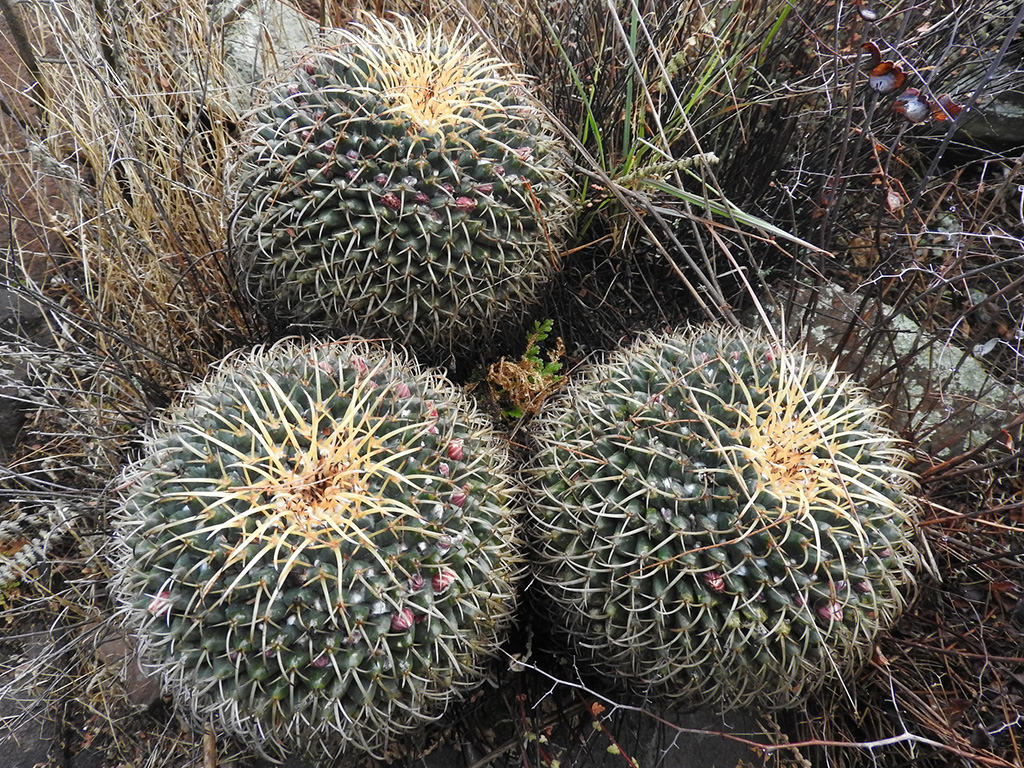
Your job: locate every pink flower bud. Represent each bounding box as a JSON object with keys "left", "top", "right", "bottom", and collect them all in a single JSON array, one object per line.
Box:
[
  {"left": 867, "top": 62, "right": 905, "bottom": 94},
  {"left": 381, "top": 192, "right": 402, "bottom": 211},
  {"left": 702, "top": 572, "right": 725, "bottom": 593},
  {"left": 394, "top": 382, "right": 411, "bottom": 399},
  {"left": 391, "top": 607, "right": 415, "bottom": 631},
  {"left": 817, "top": 601, "right": 844, "bottom": 622},
  {"left": 432, "top": 567, "right": 456, "bottom": 593},
  {"left": 313, "top": 358, "right": 334, "bottom": 375},
  {"left": 455, "top": 196, "right": 476, "bottom": 212},
  {"left": 446, "top": 439, "right": 464, "bottom": 461},
  {"left": 312, "top": 654, "right": 330, "bottom": 668},
  {"left": 147, "top": 590, "right": 172, "bottom": 616}
]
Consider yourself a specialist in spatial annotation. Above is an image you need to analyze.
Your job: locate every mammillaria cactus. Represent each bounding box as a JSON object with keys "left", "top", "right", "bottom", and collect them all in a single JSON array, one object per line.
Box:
[
  {"left": 231, "top": 15, "right": 572, "bottom": 359},
  {"left": 111, "top": 339, "right": 521, "bottom": 761},
  {"left": 526, "top": 325, "right": 920, "bottom": 710}
]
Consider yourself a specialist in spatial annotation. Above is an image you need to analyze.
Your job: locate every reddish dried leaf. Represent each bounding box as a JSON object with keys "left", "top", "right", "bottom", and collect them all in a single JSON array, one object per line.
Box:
[
  {"left": 861, "top": 41, "right": 882, "bottom": 69},
  {"left": 868, "top": 61, "right": 906, "bottom": 93},
  {"left": 931, "top": 93, "right": 964, "bottom": 121}
]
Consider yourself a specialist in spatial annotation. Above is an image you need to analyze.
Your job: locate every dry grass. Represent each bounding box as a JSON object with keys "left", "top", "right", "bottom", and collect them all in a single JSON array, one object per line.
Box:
[{"left": 4, "top": 0, "right": 249, "bottom": 386}]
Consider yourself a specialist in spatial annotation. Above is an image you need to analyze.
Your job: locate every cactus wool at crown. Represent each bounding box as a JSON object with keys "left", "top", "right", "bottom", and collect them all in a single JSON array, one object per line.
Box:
[
  {"left": 231, "top": 16, "right": 572, "bottom": 358},
  {"left": 111, "top": 339, "right": 520, "bottom": 762},
  {"left": 526, "top": 326, "right": 920, "bottom": 709}
]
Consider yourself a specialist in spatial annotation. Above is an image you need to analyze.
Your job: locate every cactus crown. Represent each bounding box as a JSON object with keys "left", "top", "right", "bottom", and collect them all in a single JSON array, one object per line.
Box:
[
  {"left": 527, "top": 326, "right": 920, "bottom": 710},
  {"left": 231, "top": 15, "right": 572, "bottom": 358},
  {"left": 693, "top": 331, "right": 912, "bottom": 527},
  {"left": 338, "top": 17, "right": 508, "bottom": 134},
  {"left": 111, "top": 339, "right": 521, "bottom": 761}
]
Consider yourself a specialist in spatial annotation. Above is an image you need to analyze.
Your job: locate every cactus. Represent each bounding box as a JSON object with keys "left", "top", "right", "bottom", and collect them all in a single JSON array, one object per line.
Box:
[
  {"left": 110, "top": 339, "right": 521, "bottom": 762},
  {"left": 526, "top": 326, "right": 920, "bottom": 710},
  {"left": 231, "top": 16, "right": 573, "bottom": 358}
]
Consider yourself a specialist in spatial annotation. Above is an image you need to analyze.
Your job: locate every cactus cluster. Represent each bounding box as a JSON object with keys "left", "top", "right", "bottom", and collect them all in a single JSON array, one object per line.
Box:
[
  {"left": 111, "top": 339, "right": 520, "bottom": 761},
  {"left": 231, "top": 16, "right": 572, "bottom": 358},
  {"left": 526, "top": 326, "right": 920, "bottom": 709},
  {"left": 112, "top": 12, "right": 924, "bottom": 760}
]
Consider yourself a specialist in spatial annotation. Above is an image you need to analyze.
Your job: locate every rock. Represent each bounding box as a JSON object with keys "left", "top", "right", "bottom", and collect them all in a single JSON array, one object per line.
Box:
[
  {"left": 775, "top": 283, "right": 1023, "bottom": 458},
  {"left": 1, "top": 7, "right": 59, "bottom": 461},
  {"left": 0, "top": 632, "right": 107, "bottom": 768},
  {"left": 215, "top": 0, "right": 320, "bottom": 113},
  {"left": 0, "top": 286, "right": 44, "bottom": 339},
  {"left": 0, "top": 380, "right": 28, "bottom": 460},
  {"left": 961, "top": 81, "right": 1024, "bottom": 147},
  {"left": 93, "top": 633, "right": 162, "bottom": 709},
  {"left": 0, "top": 288, "right": 49, "bottom": 459}
]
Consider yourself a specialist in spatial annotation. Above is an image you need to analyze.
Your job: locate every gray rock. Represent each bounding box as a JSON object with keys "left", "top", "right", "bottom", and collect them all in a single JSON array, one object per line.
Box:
[
  {"left": 93, "top": 633, "right": 162, "bottom": 709},
  {"left": 215, "top": 0, "right": 320, "bottom": 113},
  {"left": 962, "top": 83, "right": 1024, "bottom": 147},
  {"left": 775, "top": 284, "right": 1023, "bottom": 458},
  {"left": 0, "top": 632, "right": 106, "bottom": 768},
  {"left": 0, "top": 287, "right": 44, "bottom": 338},
  {"left": 378, "top": 705, "right": 758, "bottom": 768},
  {"left": 0, "top": 287, "right": 46, "bottom": 458}
]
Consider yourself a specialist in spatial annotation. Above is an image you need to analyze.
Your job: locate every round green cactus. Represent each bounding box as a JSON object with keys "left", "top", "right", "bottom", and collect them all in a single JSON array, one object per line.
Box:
[
  {"left": 111, "top": 339, "right": 520, "bottom": 761},
  {"left": 526, "top": 326, "right": 920, "bottom": 710},
  {"left": 231, "top": 16, "right": 572, "bottom": 358}
]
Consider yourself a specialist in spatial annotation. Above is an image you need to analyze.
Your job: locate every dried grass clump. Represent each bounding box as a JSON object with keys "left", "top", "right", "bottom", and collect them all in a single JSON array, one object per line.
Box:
[{"left": 4, "top": 0, "right": 248, "bottom": 394}]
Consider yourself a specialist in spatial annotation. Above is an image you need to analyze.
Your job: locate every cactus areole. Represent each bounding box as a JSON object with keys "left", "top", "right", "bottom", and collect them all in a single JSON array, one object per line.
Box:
[
  {"left": 527, "top": 326, "right": 920, "bottom": 710},
  {"left": 231, "top": 16, "right": 572, "bottom": 358},
  {"left": 111, "top": 339, "right": 520, "bottom": 761}
]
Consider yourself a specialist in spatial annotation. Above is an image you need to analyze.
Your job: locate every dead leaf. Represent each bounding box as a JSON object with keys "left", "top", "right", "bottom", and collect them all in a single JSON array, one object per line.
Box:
[
  {"left": 848, "top": 235, "right": 878, "bottom": 269},
  {"left": 204, "top": 724, "right": 217, "bottom": 768},
  {"left": 885, "top": 187, "right": 904, "bottom": 216}
]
